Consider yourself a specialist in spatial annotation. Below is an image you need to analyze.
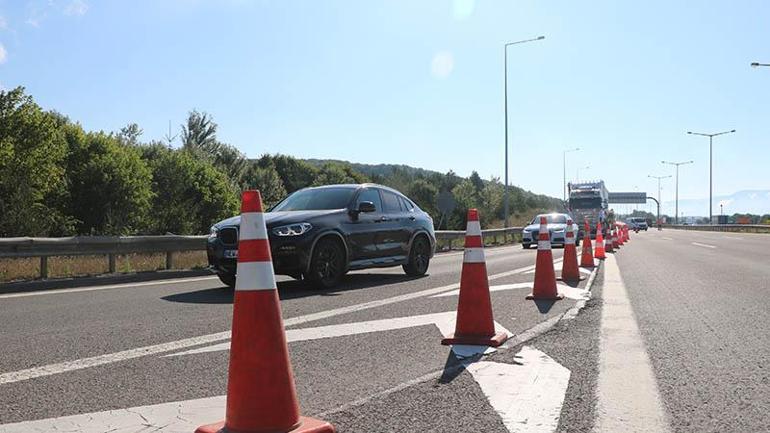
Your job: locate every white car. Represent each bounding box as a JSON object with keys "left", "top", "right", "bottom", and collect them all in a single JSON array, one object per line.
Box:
[{"left": 521, "top": 213, "right": 581, "bottom": 249}]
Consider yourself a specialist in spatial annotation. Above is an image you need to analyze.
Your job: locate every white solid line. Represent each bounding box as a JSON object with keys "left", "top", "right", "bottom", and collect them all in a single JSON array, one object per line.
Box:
[
  {"left": 0, "top": 263, "right": 536, "bottom": 384},
  {"left": 0, "top": 276, "right": 219, "bottom": 300},
  {"left": 466, "top": 346, "right": 571, "bottom": 433},
  {"left": 596, "top": 254, "right": 670, "bottom": 432},
  {"left": 691, "top": 242, "right": 717, "bottom": 249},
  {"left": 431, "top": 281, "right": 588, "bottom": 301}
]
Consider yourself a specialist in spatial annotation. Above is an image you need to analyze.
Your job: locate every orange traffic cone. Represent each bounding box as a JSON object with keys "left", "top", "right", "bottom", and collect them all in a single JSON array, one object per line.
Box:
[
  {"left": 612, "top": 226, "right": 620, "bottom": 249},
  {"left": 526, "top": 216, "right": 564, "bottom": 301},
  {"left": 580, "top": 219, "right": 595, "bottom": 268},
  {"left": 442, "top": 209, "right": 508, "bottom": 347},
  {"left": 619, "top": 226, "right": 626, "bottom": 244},
  {"left": 626, "top": 226, "right": 631, "bottom": 241},
  {"left": 196, "top": 191, "right": 335, "bottom": 433},
  {"left": 594, "top": 222, "right": 606, "bottom": 259},
  {"left": 604, "top": 226, "right": 614, "bottom": 253},
  {"left": 558, "top": 219, "right": 584, "bottom": 282}
]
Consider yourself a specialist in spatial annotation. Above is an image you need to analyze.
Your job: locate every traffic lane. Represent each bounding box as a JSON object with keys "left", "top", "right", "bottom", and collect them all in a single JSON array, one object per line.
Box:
[
  {"left": 0, "top": 257, "right": 588, "bottom": 423},
  {"left": 616, "top": 233, "right": 770, "bottom": 432},
  {"left": 0, "top": 245, "right": 554, "bottom": 374},
  {"left": 643, "top": 228, "right": 770, "bottom": 268}
]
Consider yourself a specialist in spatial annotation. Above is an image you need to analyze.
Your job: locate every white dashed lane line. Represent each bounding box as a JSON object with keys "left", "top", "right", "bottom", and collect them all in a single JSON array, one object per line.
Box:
[{"left": 691, "top": 242, "right": 717, "bottom": 249}]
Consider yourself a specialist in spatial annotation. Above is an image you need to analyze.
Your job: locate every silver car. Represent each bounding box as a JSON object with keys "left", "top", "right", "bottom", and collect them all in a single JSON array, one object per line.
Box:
[{"left": 521, "top": 213, "right": 580, "bottom": 249}]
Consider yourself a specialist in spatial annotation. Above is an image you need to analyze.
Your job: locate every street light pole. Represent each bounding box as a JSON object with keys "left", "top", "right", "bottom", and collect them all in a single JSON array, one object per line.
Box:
[
  {"left": 648, "top": 175, "right": 671, "bottom": 225},
  {"left": 750, "top": 62, "right": 770, "bottom": 68},
  {"left": 562, "top": 147, "right": 579, "bottom": 202},
  {"left": 661, "top": 160, "right": 693, "bottom": 224},
  {"left": 687, "top": 129, "right": 735, "bottom": 224},
  {"left": 503, "top": 35, "right": 545, "bottom": 228}
]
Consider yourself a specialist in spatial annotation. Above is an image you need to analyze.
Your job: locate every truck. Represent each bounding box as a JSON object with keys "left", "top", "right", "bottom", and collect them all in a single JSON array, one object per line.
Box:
[{"left": 567, "top": 180, "right": 609, "bottom": 238}]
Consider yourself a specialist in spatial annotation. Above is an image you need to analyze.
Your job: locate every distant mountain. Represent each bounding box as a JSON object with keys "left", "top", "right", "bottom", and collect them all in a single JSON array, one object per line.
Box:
[
  {"left": 303, "top": 159, "right": 440, "bottom": 179},
  {"left": 664, "top": 190, "right": 770, "bottom": 217}
]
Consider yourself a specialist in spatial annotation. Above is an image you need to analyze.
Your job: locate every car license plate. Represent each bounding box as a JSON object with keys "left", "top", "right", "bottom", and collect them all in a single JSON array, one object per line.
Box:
[{"left": 223, "top": 249, "right": 238, "bottom": 259}]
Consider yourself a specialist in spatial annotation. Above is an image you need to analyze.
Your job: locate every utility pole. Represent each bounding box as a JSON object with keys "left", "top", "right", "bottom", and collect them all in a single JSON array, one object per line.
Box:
[
  {"left": 661, "top": 160, "right": 693, "bottom": 224},
  {"left": 562, "top": 147, "right": 579, "bottom": 202}
]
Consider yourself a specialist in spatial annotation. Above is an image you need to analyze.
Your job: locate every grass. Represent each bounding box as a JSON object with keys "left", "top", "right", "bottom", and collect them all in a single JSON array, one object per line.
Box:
[{"left": 0, "top": 251, "right": 208, "bottom": 284}]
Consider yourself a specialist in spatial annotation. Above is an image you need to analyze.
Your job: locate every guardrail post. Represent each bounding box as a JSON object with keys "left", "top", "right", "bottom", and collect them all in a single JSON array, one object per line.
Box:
[
  {"left": 166, "top": 252, "right": 174, "bottom": 270},
  {"left": 40, "top": 256, "right": 48, "bottom": 279},
  {"left": 108, "top": 254, "right": 116, "bottom": 273}
]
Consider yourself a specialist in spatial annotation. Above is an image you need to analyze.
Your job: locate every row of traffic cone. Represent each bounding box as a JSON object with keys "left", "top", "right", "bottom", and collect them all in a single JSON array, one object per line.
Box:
[{"left": 194, "top": 191, "right": 633, "bottom": 433}]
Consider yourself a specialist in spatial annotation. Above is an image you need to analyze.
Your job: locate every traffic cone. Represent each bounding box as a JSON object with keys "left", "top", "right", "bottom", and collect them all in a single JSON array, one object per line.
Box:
[
  {"left": 442, "top": 209, "right": 507, "bottom": 347},
  {"left": 196, "top": 191, "right": 335, "bottom": 433},
  {"left": 617, "top": 225, "right": 624, "bottom": 245},
  {"left": 612, "top": 226, "right": 620, "bottom": 249},
  {"left": 605, "top": 226, "right": 614, "bottom": 253},
  {"left": 558, "top": 219, "right": 584, "bottom": 282},
  {"left": 526, "top": 216, "right": 564, "bottom": 301},
  {"left": 580, "top": 219, "right": 595, "bottom": 268},
  {"left": 626, "top": 226, "right": 631, "bottom": 241},
  {"left": 594, "top": 222, "right": 606, "bottom": 259}
]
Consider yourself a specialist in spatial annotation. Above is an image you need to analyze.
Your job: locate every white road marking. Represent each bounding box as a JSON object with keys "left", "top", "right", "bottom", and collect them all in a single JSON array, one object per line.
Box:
[
  {"left": 0, "top": 264, "right": 536, "bottom": 384},
  {"left": 431, "top": 281, "right": 589, "bottom": 301},
  {"left": 660, "top": 237, "right": 673, "bottom": 241},
  {"left": 596, "top": 254, "right": 670, "bottom": 432},
  {"left": 164, "top": 312, "right": 510, "bottom": 358},
  {"left": 0, "top": 276, "right": 219, "bottom": 300},
  {"left": 691, "top": 242, "right": 717, "bottom": 249},
  {"left": 0, "top": 394, "right": 227, "bottom": 433},
  {"left": 466, "top": 346, "right": 570, "bottom": 433}
]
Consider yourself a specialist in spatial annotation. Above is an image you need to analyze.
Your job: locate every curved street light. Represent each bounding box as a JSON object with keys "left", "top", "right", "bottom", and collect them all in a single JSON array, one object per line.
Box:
[
  {"left": 687, "top": 129, "right": 735, "bottom": 223},
  {"left": 503, "top": 35, "right": 546, "bottom": 228},
  {"left": 661, "top": 160, "right": 694, "bottom": 224}
]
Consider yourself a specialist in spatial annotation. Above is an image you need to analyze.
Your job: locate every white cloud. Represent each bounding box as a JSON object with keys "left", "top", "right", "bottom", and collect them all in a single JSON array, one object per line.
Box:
[
  {"left": 0, "top": 43, "right": 6, "bottom": 64},
  {"left": 431, "top": 51, "right": 454, "bottom": 79},
  {"left": 452, "top": 0, "right": 475, "bottom": 20},
  {"left": 64, "top": 0, "right": 88, "bottom": 16}
]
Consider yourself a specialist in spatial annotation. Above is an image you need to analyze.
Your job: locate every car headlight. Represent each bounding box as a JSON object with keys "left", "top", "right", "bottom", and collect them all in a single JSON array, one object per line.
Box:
[
  {"left": 272, "top": 222, "right": 313, "bottom": 237},
  {"left": 553, "top": 228, "right": 565, "bottom": 233},
  {"left": 209, "top": 226, "right": 219, "bottom": 239}
]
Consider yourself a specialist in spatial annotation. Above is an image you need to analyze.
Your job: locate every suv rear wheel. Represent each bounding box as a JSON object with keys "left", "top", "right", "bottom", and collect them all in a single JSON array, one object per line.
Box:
[
  {"left": 403, "top": 236, "right": 430, "bottom": 277},
  {"left": 307, "top": 238, "right": 346, "bottom": 289}
]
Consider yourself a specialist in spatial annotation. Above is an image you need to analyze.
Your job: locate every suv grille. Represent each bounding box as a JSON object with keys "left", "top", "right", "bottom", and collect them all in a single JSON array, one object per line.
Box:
[{"left": 218, "top": 227, "right": 238, "bottom": 245}]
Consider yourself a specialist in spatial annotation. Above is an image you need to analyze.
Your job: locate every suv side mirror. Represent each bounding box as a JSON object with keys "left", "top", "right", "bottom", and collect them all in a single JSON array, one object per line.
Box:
[{"left": 358, "top": 201, "right": 376, "bottom": 213}]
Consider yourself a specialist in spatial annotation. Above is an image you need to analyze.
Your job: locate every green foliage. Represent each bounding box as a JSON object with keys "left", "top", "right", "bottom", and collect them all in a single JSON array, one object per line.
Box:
[
  {"left": 0, "top": 88, "right": 566, "bottom": 236},
  {"left": 63, "top": 128, "right": 153, "bottom": 235},
  {"left": 242, "top": 162, "right": 287, "bottom": 208},
  {"left": 0, "top": 87, "right": 71, "bottom": 236},
  {"left": 139, "top": 143, "right": 239, "bottom": 234}
]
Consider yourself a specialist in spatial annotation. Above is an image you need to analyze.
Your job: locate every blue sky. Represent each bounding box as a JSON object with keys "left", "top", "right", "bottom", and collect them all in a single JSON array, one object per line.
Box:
[{"left": 1, "top": 0, "right": 768, "bottom": 214}]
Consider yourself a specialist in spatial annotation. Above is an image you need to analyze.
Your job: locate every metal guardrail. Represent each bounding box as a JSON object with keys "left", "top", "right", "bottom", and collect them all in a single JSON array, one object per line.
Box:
[
  {"left": 0, "top": 228, "right": 524, "bottom": 279},
  {"left": 664, "top": 224, "right": 770, "bottom": 233}
]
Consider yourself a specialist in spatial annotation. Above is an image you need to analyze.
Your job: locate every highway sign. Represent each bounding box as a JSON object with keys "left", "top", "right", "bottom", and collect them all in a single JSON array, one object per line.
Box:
[{"left": 608, "top": 192, "right": 647, "bottom": 204}]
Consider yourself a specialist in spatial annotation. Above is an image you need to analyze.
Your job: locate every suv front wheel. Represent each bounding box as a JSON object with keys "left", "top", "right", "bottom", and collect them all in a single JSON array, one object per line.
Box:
[
  {"left": 307, "top": 238, "right": 346, "bottom": 289},
  {"left": 403, "top": 236, "right": 430, "bottom": 277}
]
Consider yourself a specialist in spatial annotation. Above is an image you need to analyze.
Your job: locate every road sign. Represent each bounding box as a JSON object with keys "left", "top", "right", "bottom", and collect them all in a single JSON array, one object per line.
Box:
[{"left": 608, "top": 192, "right": 647, "bottom": 204}]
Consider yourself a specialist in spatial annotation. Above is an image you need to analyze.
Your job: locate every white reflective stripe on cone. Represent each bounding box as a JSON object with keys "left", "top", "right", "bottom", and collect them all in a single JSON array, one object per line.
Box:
[
  {"left": 234, "top": 261, "right": 277, "bottom": 291},
  {"left": 565, "top": 234, "right": 575, "bottom": 244},
  {"left": 463, "top": 247, "right": 485, "bottom": 263},
  {"left": 538, "top": 240, "right": 551, "bottom": 250},
  {"left": 466, "top": 220, "right": 482, "bottom": 236},
  {"left": 238, "top": 212, "right": 268, "bottom": 240}
]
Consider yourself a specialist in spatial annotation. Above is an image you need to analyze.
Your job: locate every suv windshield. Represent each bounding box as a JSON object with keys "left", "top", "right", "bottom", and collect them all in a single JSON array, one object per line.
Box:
[
  {"left": 272, "top": 187, "right": 356, "bottom": 211},
  {"left": 532, "top": 214, "right": 568, "bottom": 224}
]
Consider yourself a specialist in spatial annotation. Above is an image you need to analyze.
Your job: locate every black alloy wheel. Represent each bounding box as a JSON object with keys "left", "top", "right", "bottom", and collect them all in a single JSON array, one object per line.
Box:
[
  {"left": 308, "top": 238, "right": 345, "bottom": 289},
  {"left": 403, "top": 236, "right": 431, "bottom": 277}
]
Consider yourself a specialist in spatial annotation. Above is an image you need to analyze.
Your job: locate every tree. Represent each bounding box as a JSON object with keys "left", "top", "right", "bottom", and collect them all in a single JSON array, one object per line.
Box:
[
  {"left": 262, "top": 154, "right": 318, "bottom": 193},
  {"left": 140, "top": 144, "right": 238, "bottom": 234},
  {"left": 0, "top": 87, "right": 71, "bottom": 236},
  {"left": 181, "top": 110, "right": 219, "bottom": 157},
  {"left": 117, "top": 123, "right": 143, "bottom": 146},
  {"left": 407, "top": 179, "right": 438, "bottom": 218},
  {"left": 243, "top": 162, "right": 287, "bottom": 208},
  {"left": 312, "top": 162, "right": 370, "bottom": 186},
  {"left": 63, "top": 128, "right": 153, "bottom": 235}
]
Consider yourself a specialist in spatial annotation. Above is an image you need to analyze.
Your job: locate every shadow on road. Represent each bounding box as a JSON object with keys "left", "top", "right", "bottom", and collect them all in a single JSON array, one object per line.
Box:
[
  {"left": 533, "top": 299, "right": 557, "bottom": 314},
  {"left": 161, "top": 272, "right": 427, "bottom": 304}
]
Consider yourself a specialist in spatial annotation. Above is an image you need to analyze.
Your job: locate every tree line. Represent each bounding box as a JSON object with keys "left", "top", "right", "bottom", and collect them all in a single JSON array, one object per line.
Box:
[{"left": 0, "top": 87, "right": 564, "bottom": 237}]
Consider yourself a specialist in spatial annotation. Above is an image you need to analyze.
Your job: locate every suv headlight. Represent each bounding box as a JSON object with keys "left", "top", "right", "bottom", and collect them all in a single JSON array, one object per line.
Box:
[
  {"left": 272, "top": 223, "right": 313, "bottom": 237},
  {"left": 209, "top": 226, "right": 219, "bottom": 239}
]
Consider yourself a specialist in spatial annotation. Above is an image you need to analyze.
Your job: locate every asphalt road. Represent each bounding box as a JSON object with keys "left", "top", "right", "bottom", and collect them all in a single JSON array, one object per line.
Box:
[
  {"left": 0, "top": 243, "right": 591, "bottom": 430},
  {"left": 2, "top": 229, "right": 766, "bottom": 432}
]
